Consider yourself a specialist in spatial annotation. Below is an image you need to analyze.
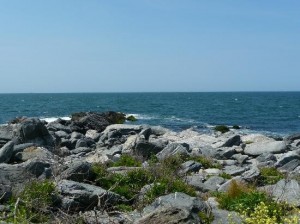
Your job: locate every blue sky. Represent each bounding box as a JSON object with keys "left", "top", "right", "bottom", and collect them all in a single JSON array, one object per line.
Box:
[{"left": 0, "top": 0, "right": 299, "bottom": 92}]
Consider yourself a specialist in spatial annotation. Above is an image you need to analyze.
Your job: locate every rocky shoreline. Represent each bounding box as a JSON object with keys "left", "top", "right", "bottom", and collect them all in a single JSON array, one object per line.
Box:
[{"left": 0, "top": 111, "right": 300, "bottom": 223}]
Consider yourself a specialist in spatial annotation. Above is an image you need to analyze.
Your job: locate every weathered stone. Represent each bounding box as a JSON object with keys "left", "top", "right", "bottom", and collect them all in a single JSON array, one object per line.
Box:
[
  {"left": 61, "top": 161, "right": 94, "bottom": 182},
  {"left": 279, "top": 159, "right": 300, "bottom": 172},
  {"left": 223, "top": 165, "right": 246, "bottom": 176},
  {"left": 244, "top": 141, "right": 287, "bottom": 156},
  {"left": 203, "top": 176, "right": 225, "bottom": 191},
  {"left": 136, "top": 192, "right": 207, "bottom": 224},
  {"left": 156, "top": 143, "right": 190, "bottom": 160},
  {"left": 0, "top": 141, "right": 14, "bottom": 163},
  {"left": 180, "top": 160, "right": 202, "bottom": 174},
  {"left": 242, "top": 166, "right": 260, "bottom": 182},
  {"left": 264, "top": 179, "right": 300, "bottom": 207},
  {"left": 218, "top": 176, "right": 244, "bottom": 192},
  {"left": 186, "top": 175, "right": 205, "bottom": 191},
  {"left": 57, "top": 180, "right": 123, "bottom": 212},
  {"left": 15, "top": 146, "right": 52, "bottom": 162},
  {"left": 232, "top": 154, "right": 248, "bottom": 164},
  {"left": 222, "top": 135, "right": 241, "bottom": 147},
  {"left": 275, "top": 151, "right": 300, "bottom": 168},
  {"left": 14, "top": 118, "right": 54, "bottom": 147}
]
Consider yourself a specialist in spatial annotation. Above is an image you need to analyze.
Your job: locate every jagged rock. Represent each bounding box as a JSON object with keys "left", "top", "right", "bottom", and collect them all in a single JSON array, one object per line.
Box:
[
  {"left": 47, "top": 120, "right": 72, "bottom": 133},
  {"left": 204, "top": 168, "right": 222, "bottom": 176},
  {"left": 263, "top": 179, "right": 300, "bottom": 207},
  {"left": 244, "top": 141, "right": 287, "bottom": 156},
  {"left": 275, "top": 151, "right": 300, "bottom": 168},
  {"left": 14, "top": 146, "right": 52, "bottom": 162},
  {"left": 55, "top": 130, "right": 69, "bottom": 139},
  {"left": 222, "top": 135, "right": 241, "bottom": 147},
  {"left": 85, "top": 130, "right": 101, "bottom": 141},
  {"left": 0, "top": 141, "right": 14, "bottom": 163},
  {"left": 279, "top": 159, "right": 300, "bottom": 171},
  {"left": 216, "top": 147, "right": 236, "bottom": 159},
  {"left": 242, "top": 166, "right": 260, "bottom": 182},
  {"left": 0, "top": 125, "right": 14, "bottom": 146},
  {"left": 186, "top": 174, "right": 205, "bottom": 191},
  {"left": 134, "top": 138, "right": 164, "bottom": 158},
  {"left": 203, "top": 176, "right": 225, "bottom": 191},
  {"left": 71, "top": 132, "right": 84, "bottom": 140},
  {"left": 223, "top": 165, "right": 246, "bottom": 176},
  {"left": 180, "top": 160, "right": 202, "bottom": 174},
  {"left": 256, "top": 153, "right": 277, "bottom": 162},
  {"left": 285, "top": 133, "right": 300, "bottom": 142},
  {"left": 135, "top": 192, "right": 208, "bottom": 224},
  {"left": 71, "top": 147, "right": 92, "bottom": 155},
  {"left": 57, "top": 180, "right": 123, "bottom": 212},
  {"left": 75, "top": 139, "right": 88, "bottom": 148},
  {"left": 156, "top": 143, "right": 190, "bottom": 160},
  {"left": 14, "top": 118, "right": 54, "bottom": 148},
  {"left": 60, "top": 161, "right": 94, "bottom": 182},
  {"left": 218, "top": 176, "right": 244, "bottom": 192},
  {"left": 232, "top": 154, "right": 248, "bottom": 164}
]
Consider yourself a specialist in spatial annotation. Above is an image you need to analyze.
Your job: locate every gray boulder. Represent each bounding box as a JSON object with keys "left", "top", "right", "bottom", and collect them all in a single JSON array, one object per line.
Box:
[
  {"left": 285, "top": 133, "right": 300, "bottom": 142},
  {"left": 156, "top": 143, "right": 190, "bottom": 160},
  {"left": 60, "top": 161, "right": 94, "bottom": 182},
  {"left": 222, "top": 135, "right": 241, "bottom": 147},
  {"left": 244, "top": 141, "right": 287, "bottom": 156},
  {"left": 275, "top": 151, "right": 300, "bottom": 168},
  {"left": 223, "top": 165, "right": 246, "bottom": 176},
  {"left": 0, "top": 141, "right": 14, "bottom": 163},
  {"left": 180, "top": 160, "right": 202, "bottom": 174},
  {"left": 279, "top": 159, "right": 300, "bottom": 172},
  {"left": 203, "top": 176, "right": 225, "bottom": 192},
  {"left": 186, "top": 174, "right": 206, "bottom": 191},
  {"left": 57, "top": 179, "right": 123, "bottom": 212},
  {"left": 0, "top": 125, "right": 14, "bottom": 147},
  {"left": 264, "top": 179, "right": 300, "bottom": 207},
  {"left": 134, "top": 138, "right": 165, "bottom": 158},
  {"left": 14, "top": 118, "right": 54, "bottom": 148},
  {"left": 135, "top": 192, "right": 208, "bottom": 224}
]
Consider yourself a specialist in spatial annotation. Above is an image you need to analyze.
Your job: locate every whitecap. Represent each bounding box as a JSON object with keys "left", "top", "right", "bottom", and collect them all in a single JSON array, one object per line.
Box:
[
  {"left": 126, "top": 113, "right": 156, "bottom": 120},
  {"left": 41, "top": 116, "right": 71, "bottom": 123}
]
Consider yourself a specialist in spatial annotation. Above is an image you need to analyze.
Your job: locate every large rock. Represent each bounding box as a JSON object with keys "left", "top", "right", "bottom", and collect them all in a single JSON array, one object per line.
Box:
[
  {"left": 14, "top": 118, "right": 54, "bottom": 148},
  {"left": 285, "top": 133, "right": 300, "bottom": 142},
  {"left": 0, "top": 141, "right": 14, "bottom": 163},
  {"left": 275, "top": 151, "right": 300, "bottom": 168},
  {"left": 156, "top": 143, "right": 190, "bottom": 160},
  {"left": 60, "top": 161, "right": 94, "bottom": 182},
  {"left": 57, "top": 180, "right": 123, "bottom": 212},
  {"left": 244, "top": 141, "right": 287, "bottom": 156},
  {"left": 134, "top": 138, "right": 165, "bottom": 158},
  {"left": 135, "top": 192, "right": 208, "bottom": 224},
  {"left": 70, "top": 111, "right": 126, "bottom": 133},
  {"left": 263, "top": 179, "right": 300, "bottom": 207},
  {"left": 0, "top": 125, "right": 14, "bottom": 147},
  {"left": 221, "top": 135, "right": 241, "bottom": 147}
]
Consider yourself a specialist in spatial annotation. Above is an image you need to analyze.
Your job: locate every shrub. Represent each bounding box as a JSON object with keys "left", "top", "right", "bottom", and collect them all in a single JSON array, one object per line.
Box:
[
  {"left": 191, "top": 156, "right": 222, "bottom": 169},
  {"left": 112, "top": 154, "right": 142, "bottom": 167},
  {"left": 214, "top": 125, "right": 230, "bottom": 133},
  {"left": 232, "top": 125, "right": 240, "bottom": 129},
  {"left": 258, "top": 167, "right": 284, "bottom": 185},
  {"left": 126, "top": 115, "right": 137, "bottom": 122},
  {"left": 5, "top": 180, "right": 57, "bottom": 223},
  {"left": 217, "top": 180, "right": 297, "bottom": 223}
]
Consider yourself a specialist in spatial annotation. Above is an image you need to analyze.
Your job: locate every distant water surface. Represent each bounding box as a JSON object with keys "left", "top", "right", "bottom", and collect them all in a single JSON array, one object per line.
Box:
[{"left": 0, "top": 92, "right": 299, "bottom": 136}]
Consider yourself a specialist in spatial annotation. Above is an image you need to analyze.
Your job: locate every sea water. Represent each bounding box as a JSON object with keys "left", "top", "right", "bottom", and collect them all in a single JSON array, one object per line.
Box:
[{"left": 0, "top": 92, "right": 299, "bottom": 136}]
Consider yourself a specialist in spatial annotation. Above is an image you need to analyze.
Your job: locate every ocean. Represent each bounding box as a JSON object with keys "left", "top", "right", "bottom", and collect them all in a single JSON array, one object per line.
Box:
[{"left": 0, "top": 92, "right": 300, "bottom": 136}]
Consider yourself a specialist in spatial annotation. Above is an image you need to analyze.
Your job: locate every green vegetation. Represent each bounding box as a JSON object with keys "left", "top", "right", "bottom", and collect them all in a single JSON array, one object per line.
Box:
[
  {"left": 4, "top": 180, "right": 57, "bottom": 223},
  {"left": 190, "top": 155, "right": 222, "bottom": 169},
  {"left": 198, "top": 211, "right": 214, "bottom": 224},
  {"left": 232, "top": 125, "right": 240, "bottom": 129},
  {"left": 216, "top": 180, "right": 296, "bottom": 223},
  {"left": 126, "top": 115, "right": 137, "bottom": 122},
  {"left": 112, "top": 154, "right": 142, "bottom": 167},
  {"left": 258, "top": 167, "right": 285, "bottom": 185},
  {"left": 214, "top": 125, "right": 230, "bottom": 133},
  {"left": 244, "top": 140, "right": 254, "bottom": 144},
  {"left": 92, "top": 154, "right": 197, "bottom": 209},
  {"left": 219, "top": 172, "right": 232, "bottom": 179}
]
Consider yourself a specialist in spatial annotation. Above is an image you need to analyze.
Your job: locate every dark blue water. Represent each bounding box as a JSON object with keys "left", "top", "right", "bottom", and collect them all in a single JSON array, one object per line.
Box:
[{"left": 0, "top": 92, "right": 300, "bottom": 136}]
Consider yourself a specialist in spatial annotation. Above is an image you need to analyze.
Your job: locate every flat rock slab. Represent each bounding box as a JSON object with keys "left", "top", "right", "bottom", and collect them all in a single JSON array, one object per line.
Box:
[{"left": 244, "top": 141, "right": 286, "bottom": 156}]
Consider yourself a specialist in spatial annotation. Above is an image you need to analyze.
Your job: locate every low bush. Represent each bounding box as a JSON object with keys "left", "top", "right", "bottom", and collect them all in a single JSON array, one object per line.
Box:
[
  {"left": 214, "top": 125, "right": 230, "bottom": 133},
  {"left": 126, "top": 115, "right": 137, "bottom": 122},
  {"left": 217, "top": 180, "right": 297, "bottom": 223},
  {"left": 112, "top": 154, "right": 142, "bottom": 167},
  {"left": 258, "top": 167, "right": 285, "bottom": 185},
  {"left": 4, "top": 180, "right": 57, "bottom": 223}
]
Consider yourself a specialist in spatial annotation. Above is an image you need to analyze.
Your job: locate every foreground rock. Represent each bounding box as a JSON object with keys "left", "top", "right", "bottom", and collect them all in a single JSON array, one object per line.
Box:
[{"left": 134, "top": 192, "right": 208, "bottom": 224}]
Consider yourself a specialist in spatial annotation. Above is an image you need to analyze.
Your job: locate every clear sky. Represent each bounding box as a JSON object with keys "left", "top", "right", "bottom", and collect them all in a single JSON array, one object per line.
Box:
[{"left": 0, "top": 0, "right": 299, "bottom": 93}]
